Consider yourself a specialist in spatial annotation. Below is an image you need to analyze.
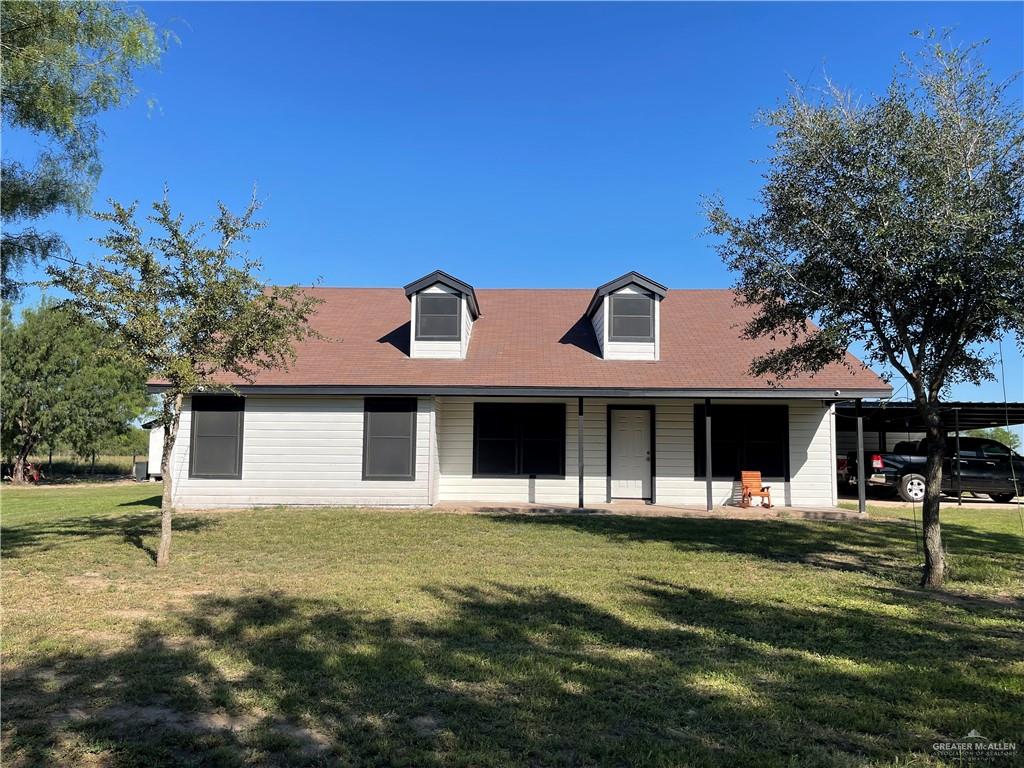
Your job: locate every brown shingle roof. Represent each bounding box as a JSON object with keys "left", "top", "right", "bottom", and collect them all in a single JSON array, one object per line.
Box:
[{"left": 166, "top": 287, "right": 890, "bottom": 394}]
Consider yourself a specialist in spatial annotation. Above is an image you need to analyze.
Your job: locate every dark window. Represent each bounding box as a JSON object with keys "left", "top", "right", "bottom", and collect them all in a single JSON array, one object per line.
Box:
[
  {"left": 694, "top": 404, "right": 789, "bottom": 479},
  {"left": 363, "top": 398, "right": 417, "bottom": 480},
  {"left": 416, "top": 293, "right": 461, "bottom": 341},
  {"left": 189, "top": 396, "right": 244, "bottom": 479},
  {"left": 609, "top": 293, "right": 654, "bottom": 342},
  {"left": 951, "top": 445, "right": 981, "bottom": 459},
  {"left": 473, "top": 403, "right": 565, "bottom": 477},
  {"left": 948, "top": 437, "right": 983, "bottom": 457},
  {"left": 981, "top": 441, "right": 1011, "bottom": 459}
]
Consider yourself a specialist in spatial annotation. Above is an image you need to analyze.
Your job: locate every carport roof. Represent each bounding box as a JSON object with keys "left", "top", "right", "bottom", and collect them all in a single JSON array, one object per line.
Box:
[{"left": 836, "top": 401, "right": 1024, "bottom": 432}]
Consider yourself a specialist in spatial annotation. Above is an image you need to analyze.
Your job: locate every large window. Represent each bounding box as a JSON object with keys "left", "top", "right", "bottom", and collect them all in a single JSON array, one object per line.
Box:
[
  {"left": 363, "top": 398, "right": 417, "bottom": 480},
  {"left": 189, "top": 395, "right": 245, "bottom": 479},
  {"left": 473, "top": 403, "right": 566, "bottom": 477},
  {"left": 609, "top": 294, "right": 654, "bottom": 342},
  {"left": 694, "top": 404, "right": 789, "bottom": 479},
  {"left": 416, "top": 293, "right": 461, "bottom": 341}
]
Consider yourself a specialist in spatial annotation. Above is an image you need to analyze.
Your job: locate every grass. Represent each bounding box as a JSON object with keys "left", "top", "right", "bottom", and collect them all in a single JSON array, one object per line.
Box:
[{"left": 2, "top": 486, "right": 1022, "bottom": 767}]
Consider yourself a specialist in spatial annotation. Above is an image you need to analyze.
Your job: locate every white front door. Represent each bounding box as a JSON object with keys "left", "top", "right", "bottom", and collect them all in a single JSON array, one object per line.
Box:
[{"left": 610, "top": 409, "right": 652, "bottom": 499}]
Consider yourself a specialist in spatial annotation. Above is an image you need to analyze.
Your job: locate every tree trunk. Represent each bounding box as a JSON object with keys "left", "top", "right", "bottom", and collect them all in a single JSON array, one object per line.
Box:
[
  {"left": 10, "top": 453, "right": 28, "bottom": 485},
  {"left": 10, "top": 441, "right": 36, "bottom": 485},
  {"left": 919, "top": 403, "right": 946, "bottom": 588},
  {"left": 156, "top": 393, "right": 183, "bottom": 568}
]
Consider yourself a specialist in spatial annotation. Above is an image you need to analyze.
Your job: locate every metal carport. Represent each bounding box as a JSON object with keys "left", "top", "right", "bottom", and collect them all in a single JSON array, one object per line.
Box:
[{"left": 835, "top": 401, "right": 1024, "bottom": 511}]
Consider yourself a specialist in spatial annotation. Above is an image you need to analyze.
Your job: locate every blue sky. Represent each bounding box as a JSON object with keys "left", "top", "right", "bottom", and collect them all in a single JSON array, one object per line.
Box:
[{"left": 9, "top": 1, "right": 1023, "bottom": 419}]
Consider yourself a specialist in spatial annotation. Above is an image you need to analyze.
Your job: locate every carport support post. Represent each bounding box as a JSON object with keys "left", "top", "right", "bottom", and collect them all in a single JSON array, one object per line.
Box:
[
  {"left": 577, "top": 397, "right": 584, "bottom": 509},
  {"left": 954, "top": 408, "right": 962, "bottom": 506},
  {"left": 705, "top": 398, "right": 714, "bottom": 512},
  {"left": 856, "top": 399, "right": 867, "bottom": 516}
]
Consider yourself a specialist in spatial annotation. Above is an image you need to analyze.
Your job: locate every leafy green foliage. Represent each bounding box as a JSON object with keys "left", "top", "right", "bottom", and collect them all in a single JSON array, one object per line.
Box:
[
  {"left": 98, "top": 426, "right": 151, "bottom": 457},
  {"left": 47, "top": 191, "right": 323, "bottom": 412},
  {"left": 705, "top": 33, "right": 1024, "bottom": 587},
  {"left": 1, "top": 302, "right": 148, "bottom": 480},
  {"left": 967, "top": 426, "right": 1021, "bottom": 451},
  {"left": 47, "top": 189, "right": 322, "bottom": 564},
  {"left": 705, "top": 34, "right": 1024, "bottom": 396},
  {"left": 0, "top": 0, "right": 165, "bottom": 299}
]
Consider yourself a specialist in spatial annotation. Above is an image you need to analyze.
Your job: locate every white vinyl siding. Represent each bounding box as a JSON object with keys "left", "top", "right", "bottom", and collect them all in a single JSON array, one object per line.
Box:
[
  {"left": 165, "top": 395, "right": 836, "bottom": 509},
  {"left": 788, "top": 400, "right": 838, "bottom": 507},
  {"left": 147, "top": 425, "right": 164, "bottom": 477},
  {"left": 169, "top": 396, "right": 435, "bottom": 508}
]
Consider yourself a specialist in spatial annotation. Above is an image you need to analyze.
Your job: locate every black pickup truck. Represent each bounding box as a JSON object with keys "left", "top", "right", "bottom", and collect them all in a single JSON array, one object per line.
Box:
[{"left": 847, "top": 436, "right": 1023, "bottom": 503}]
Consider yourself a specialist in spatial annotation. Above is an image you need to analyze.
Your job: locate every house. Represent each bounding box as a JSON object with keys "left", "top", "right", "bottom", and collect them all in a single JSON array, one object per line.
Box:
[{"left": 147, "top": 270, "right": 891, "bottom": 510}]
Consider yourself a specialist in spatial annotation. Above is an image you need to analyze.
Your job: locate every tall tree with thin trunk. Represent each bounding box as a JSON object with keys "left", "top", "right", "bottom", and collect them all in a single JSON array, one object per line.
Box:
[
  {"left": 48, "top": 192, "right": 322, "bottom": 567},
  {"left": 1, "top": 0, "right": 167, "bottom": 300},
  {"left": 705, "top": 33, "right": 1024, "bottom": 588}
]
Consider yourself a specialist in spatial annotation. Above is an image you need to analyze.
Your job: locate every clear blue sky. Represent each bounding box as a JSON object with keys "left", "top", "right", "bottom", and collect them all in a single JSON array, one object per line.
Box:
[{"left": 10, "top": 1, "right": 1024, "bottom": 420}]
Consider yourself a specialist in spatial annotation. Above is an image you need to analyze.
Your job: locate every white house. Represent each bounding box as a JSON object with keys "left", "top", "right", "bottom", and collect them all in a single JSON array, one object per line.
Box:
[{"left": 149, "top": 270, "right": 891, "bottom": 510}]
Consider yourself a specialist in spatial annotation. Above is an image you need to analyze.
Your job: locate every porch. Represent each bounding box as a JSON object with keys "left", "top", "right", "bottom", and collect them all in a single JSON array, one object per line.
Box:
[
  {"left": 431, "top": 500, "right": 860, "bottom": 521},
  {"left": 433, "top": 395, "right": 841, "bottom": 510}
]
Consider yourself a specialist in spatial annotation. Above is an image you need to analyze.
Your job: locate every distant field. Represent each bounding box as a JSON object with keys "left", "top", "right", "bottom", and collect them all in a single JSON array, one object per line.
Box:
[{"left": 18, "top": 454, "right": 140, "bottom": 480}]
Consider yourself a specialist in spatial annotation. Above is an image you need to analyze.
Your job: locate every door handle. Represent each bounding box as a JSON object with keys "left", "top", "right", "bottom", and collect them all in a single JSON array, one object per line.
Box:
[{"left": 645, "top": 451, "right": 651, "bottom": 462}]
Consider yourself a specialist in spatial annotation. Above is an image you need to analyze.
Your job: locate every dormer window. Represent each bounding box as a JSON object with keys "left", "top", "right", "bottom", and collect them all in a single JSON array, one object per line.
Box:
[
  {"left": 416, "top": 293, "right": 461, "bottom": 341},
  {"left": 404, "top": 270, "right": 480, "bottom": 359},
  {"left": 609, "top": 293, "right": 655, "bottom": 342},
  {"left": 586, "top": 271, "right": 667, "bottom": 360}
]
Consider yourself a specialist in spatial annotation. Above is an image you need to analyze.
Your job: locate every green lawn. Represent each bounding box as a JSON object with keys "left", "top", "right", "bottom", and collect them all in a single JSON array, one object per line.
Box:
[{"left": 2, "top": 485, "right": 1022, "bottom": 767}]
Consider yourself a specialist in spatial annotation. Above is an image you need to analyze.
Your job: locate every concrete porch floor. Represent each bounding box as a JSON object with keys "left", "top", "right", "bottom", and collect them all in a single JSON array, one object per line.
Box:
[{"left": 431, "top": 500, "right": 862, "bottom": 521}]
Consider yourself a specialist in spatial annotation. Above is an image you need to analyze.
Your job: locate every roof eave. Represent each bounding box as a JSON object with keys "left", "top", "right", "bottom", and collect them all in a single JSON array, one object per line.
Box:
[
  {"left": 585, "top": 271, "right": 669, "bottom": 317},
  {"left": 403, "top": 270, "right": 480, "bottom": 318},
  {"left": 147, "top": 382, "right": 892, "bottom": 399}
]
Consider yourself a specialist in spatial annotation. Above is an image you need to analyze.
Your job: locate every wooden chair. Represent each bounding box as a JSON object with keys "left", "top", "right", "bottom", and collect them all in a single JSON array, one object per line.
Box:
[{"left": 740, "top": 471, "right": 772, "bottom": 508}]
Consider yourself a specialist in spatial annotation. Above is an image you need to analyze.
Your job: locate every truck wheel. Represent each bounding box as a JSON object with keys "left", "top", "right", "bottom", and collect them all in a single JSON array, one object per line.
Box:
[
  {"left": 898, "top": 474, "right": 926, "bottom": 503},
  {"left": 990, "top": 493, "right": 1017, "bottom": 504}
]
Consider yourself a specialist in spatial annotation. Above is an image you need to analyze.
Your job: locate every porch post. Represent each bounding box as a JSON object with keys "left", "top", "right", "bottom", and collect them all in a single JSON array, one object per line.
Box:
[
  {"left": 705, "top": 398, "right": 713, "bottom": 511},
  {"left": 856, "top": 399, "right": 867, "bottom": 515},
  {"left": 577, "top": 397, "right": 584, "bottom": 509}
]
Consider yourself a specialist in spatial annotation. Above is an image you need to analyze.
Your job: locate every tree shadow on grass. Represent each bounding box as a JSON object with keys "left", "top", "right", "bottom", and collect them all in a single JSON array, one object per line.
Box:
[
  {"left": 3, "top": 581, "right": 1020, "bottom": 766},
  {"left": 119, "top": 494, "right": 163, "bottom": 508},
  {"left": 1, "top": 513, "right": 217, "bottom": 562},
  {"left": 487, "top": 513, "right": 1024, "bottom": 587}
]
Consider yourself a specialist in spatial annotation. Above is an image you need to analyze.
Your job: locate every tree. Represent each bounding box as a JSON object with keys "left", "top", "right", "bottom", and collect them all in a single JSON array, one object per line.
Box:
[
  {"left": 1, "top": 0, "right": 165, "bottom": 300},
  {"left": 48, "top": 192, "right": 322, "bottom": 567},
  {"left": 966, "top": 426, "right": 1021, "bottom": 451},
  {"left": 705, "top": 33, "right": 1024, "bottom": 588},
  {"left": 62, "top": 355, "right": 151, "bottom": 468},
  {"left": 1, "top": 301, "right": 147, "bottom": 482},
  {"left": 100, "top": 426, "right": 152, "bottom": 459}
]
